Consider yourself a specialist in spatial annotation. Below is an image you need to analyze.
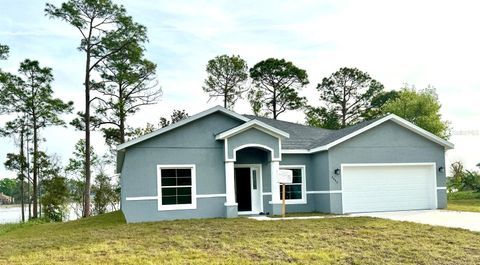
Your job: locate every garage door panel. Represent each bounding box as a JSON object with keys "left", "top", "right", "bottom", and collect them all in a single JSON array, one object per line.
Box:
[{"left": 342, "top": 164, "right": 436, "bottom": 213}]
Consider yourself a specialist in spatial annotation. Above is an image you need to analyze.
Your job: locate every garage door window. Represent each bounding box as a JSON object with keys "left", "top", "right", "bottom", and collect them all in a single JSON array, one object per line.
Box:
[{"left": 279, "top": 165, "right": 306, "bottom": 204}]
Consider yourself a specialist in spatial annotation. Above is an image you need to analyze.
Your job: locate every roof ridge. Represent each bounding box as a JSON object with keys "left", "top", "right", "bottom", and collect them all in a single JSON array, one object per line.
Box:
[{"left": 243, "top": 114, "right": 334, "bottom": 132}]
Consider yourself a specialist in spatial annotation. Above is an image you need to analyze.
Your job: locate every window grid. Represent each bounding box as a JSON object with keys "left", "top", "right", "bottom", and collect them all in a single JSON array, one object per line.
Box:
[
  {"left": 160, "top": 168, "right": 193, "bottom": 206},
  {"left": 279, "top": 167, "right": 305, "bottom": 202}
]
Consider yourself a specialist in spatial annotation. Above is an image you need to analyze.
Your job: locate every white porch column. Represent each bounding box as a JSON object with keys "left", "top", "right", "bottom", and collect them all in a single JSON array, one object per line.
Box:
[
  {"left": 270, "top": 161, "right": 281, "bottom": 204},
  {"left": 224, "top": 161, "right": 237, "bottom": 218},
  {"left": 224, "top": 161, "right": 237, "bottom": 206}
]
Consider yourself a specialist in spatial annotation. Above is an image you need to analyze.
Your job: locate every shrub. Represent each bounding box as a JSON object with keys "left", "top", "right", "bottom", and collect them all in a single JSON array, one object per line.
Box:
[
  {"left": 447, "top": 161, "right": 480, "bottom": 192},
  {"left": 40, "top": 176, "right": 69, "bottom": 222}
]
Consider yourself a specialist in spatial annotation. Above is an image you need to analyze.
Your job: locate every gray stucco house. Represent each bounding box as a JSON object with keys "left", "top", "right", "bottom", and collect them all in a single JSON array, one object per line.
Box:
[{"left": 117, "top": 106, "right": 454, "bottom": 223}]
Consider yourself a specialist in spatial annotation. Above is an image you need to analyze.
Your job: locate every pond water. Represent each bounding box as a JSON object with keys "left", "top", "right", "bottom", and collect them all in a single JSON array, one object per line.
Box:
[
  {"left": 0, "top": 206, "right": 30, "bottom": 224},
  {"left": 0, "top": 204, "right": 84, "bottom": 224}
]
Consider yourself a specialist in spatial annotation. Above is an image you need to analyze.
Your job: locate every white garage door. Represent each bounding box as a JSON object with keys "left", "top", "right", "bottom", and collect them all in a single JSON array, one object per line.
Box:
[{"left": 342, "top": 164, "right": 437, "bottom": 213}]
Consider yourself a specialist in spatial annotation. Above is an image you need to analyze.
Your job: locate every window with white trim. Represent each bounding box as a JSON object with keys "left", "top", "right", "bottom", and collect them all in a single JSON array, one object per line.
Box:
[
  {"left": 279, "top": 165, "right": 306, "bottom": 204},
  {"left": 157, "top": 165, "right": 196, "bottom": 210}
]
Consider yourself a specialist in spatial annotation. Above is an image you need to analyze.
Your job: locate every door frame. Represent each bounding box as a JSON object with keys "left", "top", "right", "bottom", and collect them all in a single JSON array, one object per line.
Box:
[
  {"left": 340, "top": 162, "right": 438, "bottom": 214},
  {"left": 235, "top": 164, "right": 263, "bottom": 214}
]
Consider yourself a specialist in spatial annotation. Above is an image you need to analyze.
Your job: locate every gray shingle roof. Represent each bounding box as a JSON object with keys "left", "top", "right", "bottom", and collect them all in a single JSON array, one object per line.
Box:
[{"left": 243, "top": 114, "right": 384, "bottom": 150}]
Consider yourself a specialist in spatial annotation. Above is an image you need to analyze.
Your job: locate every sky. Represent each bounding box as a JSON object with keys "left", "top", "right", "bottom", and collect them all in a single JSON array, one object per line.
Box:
[{"left": 0, "top": 0, "right": 479, "bottom": 179}]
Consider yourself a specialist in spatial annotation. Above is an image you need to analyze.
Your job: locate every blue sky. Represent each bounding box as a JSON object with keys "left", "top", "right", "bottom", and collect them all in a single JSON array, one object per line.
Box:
[{"left": 1, "top": 0, "right": 479, "bottom": 178}]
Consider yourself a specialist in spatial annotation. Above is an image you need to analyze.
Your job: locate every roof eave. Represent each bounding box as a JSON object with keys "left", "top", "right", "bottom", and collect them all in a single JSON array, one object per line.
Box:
[
  {"left": 290, "top": 114, "right": 454, "bottom": 154},
  {"left": 117, "top": 106, "right": 250, "bottom": 151}
]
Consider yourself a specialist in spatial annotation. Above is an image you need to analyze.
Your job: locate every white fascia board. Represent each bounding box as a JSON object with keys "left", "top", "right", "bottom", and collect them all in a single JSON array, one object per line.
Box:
[
  {"left": 308, "top": 115, "right": 393, "bottom": 153},
  {"left": 117, "top": 106, "right": 250, "bottom": 151},
  {"left": 388, "top": 114, "right": 454, "bottom": 150},
  {"left": 283, "top": 114, "right": 454, "bottom": 154},
  {"left": 215, "top": 119, "right": 290, "bottom": 140}
]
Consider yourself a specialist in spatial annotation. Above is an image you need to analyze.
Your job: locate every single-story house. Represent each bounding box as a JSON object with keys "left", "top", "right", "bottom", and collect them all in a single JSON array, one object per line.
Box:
[{"left": 117, "top": 106, "right": 454, "bottom": 223}]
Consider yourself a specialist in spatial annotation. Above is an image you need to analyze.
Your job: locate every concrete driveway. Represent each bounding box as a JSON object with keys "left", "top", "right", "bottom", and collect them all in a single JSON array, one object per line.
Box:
[{"left": 351, "top": 210, "right": 480, "bottom": 232}]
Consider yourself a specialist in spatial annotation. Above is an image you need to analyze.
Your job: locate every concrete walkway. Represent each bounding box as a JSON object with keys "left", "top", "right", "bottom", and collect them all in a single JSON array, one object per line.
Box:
[{"left": 350, "top": 210, "right": 480, "bottom": 232}]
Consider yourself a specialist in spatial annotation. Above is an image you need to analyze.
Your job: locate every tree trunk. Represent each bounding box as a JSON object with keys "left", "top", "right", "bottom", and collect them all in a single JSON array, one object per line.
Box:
[
  {"left": 341, "top": 89, "right": 347, "bottom": 127},
  {"left": 26, "top": 136, "right": 31, "bottom": 220},
  {"left": 119, "top": 85, "right": 125, "bottom": 144},
  {"left": 273, "top": 88, "right": 277, "bottom": 119},
  {"left": 223, "top": 92, "right": 227, "bottom": 109},
  {"left": 82, "top": 19, "right": 96, "bottom": 218},
  {"left": 119, "top": 117, "right": 125, "bottom": 144},
  {"left": 27, "top": 178, "right": 31, "bottom": 220},
  {"left": 38, "top": 167, "right": 41, "bottom": 218},
  {"left": 32, "top": 117, "right": 38, "bottom": 218},
  {"left": 83, "top": 50, "right": 92, "bottom": 218},
  {"left": 20, "top": 127, "right": 25, "bottom": 223}
]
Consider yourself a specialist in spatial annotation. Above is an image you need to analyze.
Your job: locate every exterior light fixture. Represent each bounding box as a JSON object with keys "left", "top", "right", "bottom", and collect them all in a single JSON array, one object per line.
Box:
[
  {"left": 334, "top": 168, "right": 341, "bottom": 175},
  {"left": 438, "top": 166, "right": 445, "bottom": 173}
]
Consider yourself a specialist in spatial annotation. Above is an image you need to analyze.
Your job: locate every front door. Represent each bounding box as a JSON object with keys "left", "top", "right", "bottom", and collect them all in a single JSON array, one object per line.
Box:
[
  {"left": 234, "top": 168, "right": 251, "bottom": 211},
  {"left": 234, "top": 165, "right": 263, "bottom": 213}
]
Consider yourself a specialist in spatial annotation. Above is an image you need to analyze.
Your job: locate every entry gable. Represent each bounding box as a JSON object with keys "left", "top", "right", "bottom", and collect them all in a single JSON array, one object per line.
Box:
[
  {"left": 218, "top": 121, "right": 288, "bottom": 162},
  {"left": 215, "top": 119, "right": 289, "bottom": 140}
]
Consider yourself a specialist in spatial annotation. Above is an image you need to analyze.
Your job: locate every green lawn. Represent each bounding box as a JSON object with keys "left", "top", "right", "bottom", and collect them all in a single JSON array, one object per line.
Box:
[
  {"left": 0, "top": 212, "right": 479, "bottom": 264},
  {"left": 448, "top": 191, "right": 480, "bottom": 213}
]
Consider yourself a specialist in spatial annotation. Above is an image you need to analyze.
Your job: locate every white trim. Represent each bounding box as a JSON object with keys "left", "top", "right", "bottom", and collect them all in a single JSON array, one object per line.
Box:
[
  {"left": 264, "top": 190, "right": 342, "bottom": 195},
  {"left": 235, "top": 164, "right": 264, "bottom": 213},
  {"left": 196, "top": 194, "right": 227, "bottom": 198},
  {"left": 228, "top": 143, "right": 281, "bottom": 162},
  {"left": 306, "top": 190, "right": 342, "bottom": 194},
  {"left": 278, "top": 165, "right": 307, "bottom": 204},
  {"left": 340, "top": 162, "right": 438, "bottom": 214},
  {"left": 280, "top": 114, "right": 454, "bottom": 155},
  {"left": 215, "top": 119, "right": 289, "bottom": 140},
  {"left": 282, "top": 149, "right": 310, "bottom": 154},
  {"left": 125, "top": 196, "right": 157, "bottom": 201},
  {"left": 225, "top": 161, "right": 236, "bottom": 206},
  {"left": 341, "top": 162, "right": 437, "bottom": 167},
  {"left": 126, "top": 194, "right": 227, "bottom": 200},
  {"left": 224, "top": 138, "right": 229, "bottom": 162},
  {"left": 157, "top": 164, "right": 197, "bottom": 211},
  {"left": 436, "top": 187, "right": 447, "bottom": 190},
  {"left": 118, "top": 106, "right": 249, "bottom": 150},
  {"left": 270, "top": 161, "right": 281, "bottom": 204}
]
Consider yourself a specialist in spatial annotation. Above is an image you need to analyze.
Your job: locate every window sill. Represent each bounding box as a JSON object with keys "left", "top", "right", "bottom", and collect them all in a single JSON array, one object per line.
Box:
[
  {"left": 158, "top": 204, "right": 197, "bottom": 211},
  {"left": 268, "top": 200, "right": 307, "bottom": 205}
]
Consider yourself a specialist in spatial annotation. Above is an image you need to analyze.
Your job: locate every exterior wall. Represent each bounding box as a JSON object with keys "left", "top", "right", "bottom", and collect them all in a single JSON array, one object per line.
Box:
[
  {"left": 226, "top": 128, "right": 281, "bottom": 161},
  {"left": 311, "top": 151, "right": 332, "bottom": 213},
  {"left": 279, "top": 154, "right": 316, "bottom": 213},
  {"left": 327, "top": 121, "right": 447, "bottom": 213},
  {"left": 121, "top": 112, "right": 244, "bottom": 223}
]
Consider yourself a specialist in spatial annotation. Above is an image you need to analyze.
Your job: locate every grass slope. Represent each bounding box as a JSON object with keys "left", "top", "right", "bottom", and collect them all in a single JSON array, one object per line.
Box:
[
  {"left": 0, "top": 211, "right": 479, "bottom": 264},
  {"left": 448, "top": 191, "right": 480, "bottom": 213}
]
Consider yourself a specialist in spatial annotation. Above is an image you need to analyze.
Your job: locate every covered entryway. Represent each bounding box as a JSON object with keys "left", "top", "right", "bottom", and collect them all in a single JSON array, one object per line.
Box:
[
  {"left": 235, "top": 165, "right": 262, "bottom": 214},
  {"left": 342, "top": 163, "right": 437, "bottom": 213},
  {"left": 216, "top": 119, "right": 290, "bottom": 218}
]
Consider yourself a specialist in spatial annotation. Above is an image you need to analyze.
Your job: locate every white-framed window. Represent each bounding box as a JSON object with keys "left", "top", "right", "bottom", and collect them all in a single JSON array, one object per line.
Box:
[
  {"left": 157, "top": 164, "right": 197, "bottom": 211},
  {"left": 279, "top": 165, "right": 306, "bottom": 204}
]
